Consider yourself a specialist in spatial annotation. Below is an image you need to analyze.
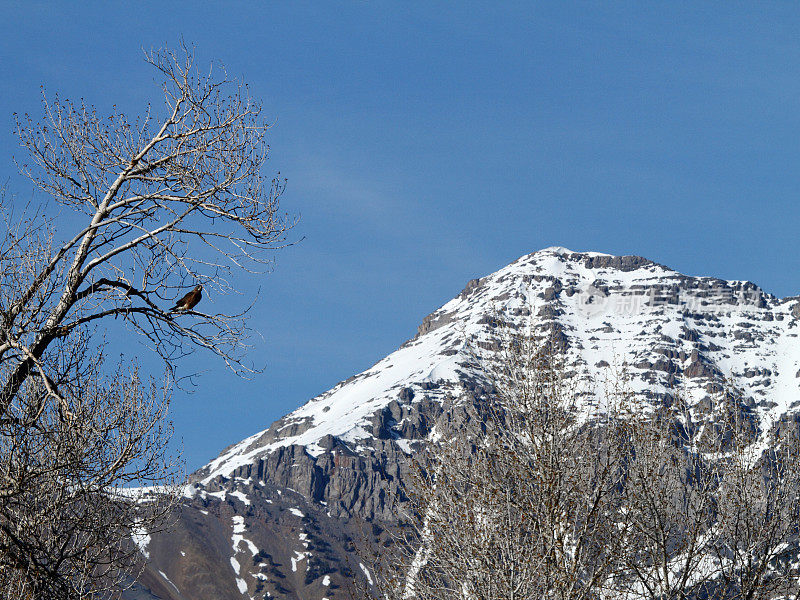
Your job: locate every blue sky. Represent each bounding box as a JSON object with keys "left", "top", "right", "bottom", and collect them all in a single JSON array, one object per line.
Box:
[{"left": 2, "top": 2, "right": 799, "bottom": 471}]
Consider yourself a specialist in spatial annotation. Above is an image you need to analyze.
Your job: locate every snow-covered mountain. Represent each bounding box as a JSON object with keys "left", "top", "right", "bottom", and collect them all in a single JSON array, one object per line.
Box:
[{"left": 127, "top": 247, "right": 800, "bottom": 600}]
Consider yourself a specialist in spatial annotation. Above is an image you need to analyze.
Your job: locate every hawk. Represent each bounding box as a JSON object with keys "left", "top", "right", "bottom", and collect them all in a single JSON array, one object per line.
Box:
[{"left": 170, "top": 284, "right": 202, "bottom": 312}]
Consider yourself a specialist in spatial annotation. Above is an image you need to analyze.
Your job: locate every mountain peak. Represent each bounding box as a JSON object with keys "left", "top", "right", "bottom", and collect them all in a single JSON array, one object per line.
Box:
[
  {"left": 535, "top": 245, "right": 577, "bottom": 255},
  {"left": 194, "top": 249, "right": 800, "bottom": 486},
  {"left": 514, "top": 247, "right": 663, "bottom": 273}
]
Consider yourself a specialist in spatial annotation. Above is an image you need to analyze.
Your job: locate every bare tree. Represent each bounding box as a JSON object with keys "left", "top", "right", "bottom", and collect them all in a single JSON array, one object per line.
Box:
[
  {"left": 368, "top": 330, "right": 630, "bottom": 600},
  {"left": 711, "top": 412, "right": 800, "bottom": 600},
  {"left": 0, "top": 329, "right": 177, "bottom": 599},
  {"left": 367, "top": 325, "right": 800, "bottom": 600},
  {"left": 616, "top": 392, "right": 800, "bottom": 600},
  {"left": 613, "top": 400, "right": 721, "bottom": 600},
  {"left": 0, "top": 43, "right": 294, "bottom": 598}
]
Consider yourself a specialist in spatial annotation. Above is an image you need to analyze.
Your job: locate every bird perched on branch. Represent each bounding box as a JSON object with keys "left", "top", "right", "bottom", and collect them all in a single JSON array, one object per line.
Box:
[{"left": 170, "top": 284, "right": 203, "bottom": 313}]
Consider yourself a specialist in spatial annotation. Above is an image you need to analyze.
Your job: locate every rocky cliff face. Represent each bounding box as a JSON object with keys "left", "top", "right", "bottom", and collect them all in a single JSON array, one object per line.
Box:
[{"left": 125, "top": 247, "right": 800, "bottom": 600}]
